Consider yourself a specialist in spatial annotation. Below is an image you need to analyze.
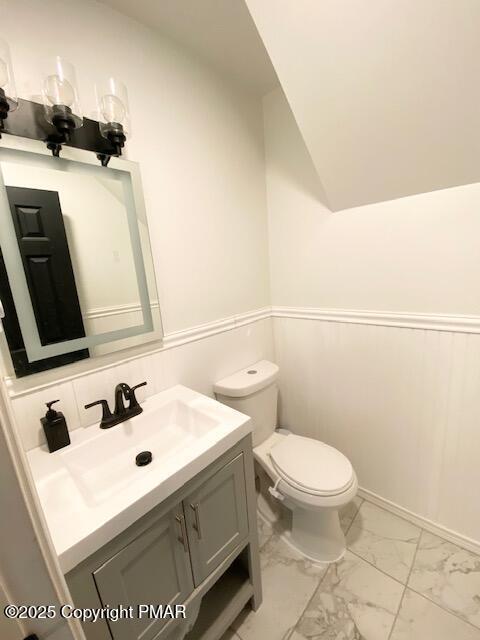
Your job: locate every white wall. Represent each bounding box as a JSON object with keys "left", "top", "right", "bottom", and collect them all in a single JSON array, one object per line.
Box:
[
  {"left": 2, "top": 0, "right": 270, "bottom": 335},
  {"left": 264, "top": 87, "right": 480, "bottom": 544},
  {"left": 264, "top": 88, "right": 480, "bottom": 317}
]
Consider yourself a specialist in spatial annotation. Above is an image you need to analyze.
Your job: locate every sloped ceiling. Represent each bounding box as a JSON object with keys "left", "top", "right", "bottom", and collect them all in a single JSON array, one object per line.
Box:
[
  {"left": 245, "top": 0, "right": 480, "bottom": 210},
  {"left": 100, "top": 0, "right": 278, "bottom": 95}
]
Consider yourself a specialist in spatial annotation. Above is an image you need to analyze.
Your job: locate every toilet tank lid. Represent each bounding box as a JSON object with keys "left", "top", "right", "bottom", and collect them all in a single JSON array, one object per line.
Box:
[{"left": 213, "top": 360, "right": 279, "bottom": 398}]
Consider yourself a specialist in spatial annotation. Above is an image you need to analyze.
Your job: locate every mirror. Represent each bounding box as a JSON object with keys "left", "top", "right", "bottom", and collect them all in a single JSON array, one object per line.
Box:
[{"left": 0, "top": 137, "right": 161, "bottom": 377}]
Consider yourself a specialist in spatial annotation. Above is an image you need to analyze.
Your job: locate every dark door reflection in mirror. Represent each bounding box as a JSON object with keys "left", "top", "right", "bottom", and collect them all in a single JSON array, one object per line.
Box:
[{"left": 0, "top": 186, "right": 89, "bottom": 377}]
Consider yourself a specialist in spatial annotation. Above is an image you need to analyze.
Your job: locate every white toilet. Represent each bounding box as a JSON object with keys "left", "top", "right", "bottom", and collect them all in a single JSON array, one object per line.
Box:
[{"left": 214, "top": 360, "right": 357, "bottom": 563}]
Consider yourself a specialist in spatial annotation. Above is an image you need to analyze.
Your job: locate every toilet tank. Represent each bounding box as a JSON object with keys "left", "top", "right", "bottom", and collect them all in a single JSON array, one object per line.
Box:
[{"left": 213, "top": 360, "right": 279, "bottom": 447}]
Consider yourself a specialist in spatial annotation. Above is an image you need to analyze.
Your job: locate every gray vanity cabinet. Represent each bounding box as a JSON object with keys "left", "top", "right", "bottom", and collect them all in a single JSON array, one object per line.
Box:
[
  {"left": 93, "top": 507, "right": 193, "bottom": 640},
  {"left": 184, "top": 453, "right": 248, "bottom": 585},
  {"left": 66, "top": 437, "right": 262, "bottom": 640}
]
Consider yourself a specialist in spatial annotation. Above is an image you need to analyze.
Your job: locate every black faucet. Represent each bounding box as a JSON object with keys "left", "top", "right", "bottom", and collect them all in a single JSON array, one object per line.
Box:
[
  {"left": 114, "top": 382, "right": 131, "bottom": 417},
  {"left": 85, "top": 381, "right": 147, "bottom": 429}
]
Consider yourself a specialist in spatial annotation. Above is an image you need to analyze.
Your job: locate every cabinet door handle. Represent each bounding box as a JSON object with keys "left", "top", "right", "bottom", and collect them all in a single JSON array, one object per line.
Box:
[
  {"left": 190, "top": 503, "right": 202, "bottom": 539},
  {"left": 175, "top": 514, "right": 188, "bottom": 552}
]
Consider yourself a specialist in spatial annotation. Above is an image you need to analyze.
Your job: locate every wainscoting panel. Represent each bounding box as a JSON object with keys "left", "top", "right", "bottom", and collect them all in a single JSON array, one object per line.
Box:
[{"left": 273, "top": 316, "right": 480, "bottom": 543}]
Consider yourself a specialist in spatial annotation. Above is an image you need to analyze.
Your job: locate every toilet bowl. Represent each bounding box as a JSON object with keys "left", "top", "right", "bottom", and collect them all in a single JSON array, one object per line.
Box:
[
  {"left": 213, "top": 360, "right": 358, "bottom": 564},
  {"left": 254, "top": 431, "right": 357, "bottom": 562}
]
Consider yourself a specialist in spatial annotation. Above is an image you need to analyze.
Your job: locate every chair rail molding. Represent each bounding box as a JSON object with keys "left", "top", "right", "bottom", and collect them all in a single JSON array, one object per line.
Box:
[
  {"left": 6, "top": 304, "right": 480, "bottom": 398},
  {"left": 5, "top": 307, "right": 272, "bottom": 398},
  {"left": 271, "top": 306, "right": 480, "bottom": 334}
]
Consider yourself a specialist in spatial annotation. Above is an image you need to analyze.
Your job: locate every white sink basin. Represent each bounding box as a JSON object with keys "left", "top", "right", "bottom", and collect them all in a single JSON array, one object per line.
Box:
[
  {"left": 61, "top": 399, "right": 218, "bottom": 506},
  {"left": 27, "top": 385, "right": 252, "bottom": 573}
]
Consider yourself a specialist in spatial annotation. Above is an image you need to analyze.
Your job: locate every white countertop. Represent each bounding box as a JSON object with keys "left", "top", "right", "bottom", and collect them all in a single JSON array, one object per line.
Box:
[{"left": 27, "top": 385, "right": 252, "bottom": 573}]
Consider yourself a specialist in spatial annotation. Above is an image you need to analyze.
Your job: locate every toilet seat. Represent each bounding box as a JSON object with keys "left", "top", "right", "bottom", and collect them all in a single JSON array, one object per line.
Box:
[
  {"left": 269, "top": 434, "right": 354, "bottom": 497},
  {"left": 254, "top": 432, "right": 357, "bottom": 510}
]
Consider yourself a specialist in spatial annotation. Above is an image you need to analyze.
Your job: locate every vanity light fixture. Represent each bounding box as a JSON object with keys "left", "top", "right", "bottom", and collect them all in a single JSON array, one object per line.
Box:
[
  {"left": 0, "top": 39, "right": 18, "bottom": 138},
  {"left": 42, "top": 56, "right": 83, "bottom": 156},
  {"left": 95, "top": 77, "right": 130, "bottom": 166},
  {"left": 2, "top": 56, "right": 127, "bottom": 162}
]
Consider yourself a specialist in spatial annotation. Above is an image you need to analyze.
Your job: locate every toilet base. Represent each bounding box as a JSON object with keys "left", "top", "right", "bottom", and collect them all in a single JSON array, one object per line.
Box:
[
  {"left": 280, "top": 530, "right": 346, "bottom": 565},
  {"left": 286, "top": 505, "right": 346, "bottom": 564}
]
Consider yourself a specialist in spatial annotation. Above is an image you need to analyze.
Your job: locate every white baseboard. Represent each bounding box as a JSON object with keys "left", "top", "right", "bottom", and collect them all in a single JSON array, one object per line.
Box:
[{"left": 358, "top": 487, "right": 480, "bottom": 556}]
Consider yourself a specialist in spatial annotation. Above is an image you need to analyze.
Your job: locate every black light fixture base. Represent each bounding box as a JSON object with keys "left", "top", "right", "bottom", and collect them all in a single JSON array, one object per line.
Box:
[
  {"left": 50, "top": 104, "right": 75, "bottom": 142},
  {"left": 0, "top": 103, "right": 9, "bottom": 121},
  {"left": 0, "top": 88, "right": 11, "bottom": 140},
  {"left": 96, "top": 122, "right": 127, "bottom": 167},
  {"left": 44, "top": 105, "right": 77, "bottom": 157},
  {"left": 0, "top": 88, "right": 10, "bottom": 119},
  {"left": 106, "top": 122, "right": 126, "bottom": 156},
  {"left": 1, "top": 98, "right": 124, "bottom": 160},
  {"left": 97, "top": 153, "right": 111, "bottom": 167},
  {"left": 47, "top": 140, "right": 62, "bottom": 157}
]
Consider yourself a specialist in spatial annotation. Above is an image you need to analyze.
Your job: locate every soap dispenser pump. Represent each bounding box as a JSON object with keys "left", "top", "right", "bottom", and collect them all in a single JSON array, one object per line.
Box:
[{"left": 41, "top": 400, "right": 70, "bottom": 453}]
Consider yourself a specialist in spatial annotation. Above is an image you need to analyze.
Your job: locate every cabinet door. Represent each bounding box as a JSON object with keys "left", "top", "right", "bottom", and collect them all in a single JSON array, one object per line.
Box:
[
  {"left": 93, "top": 505, "right": 193, "bottom": 640},
  {"left": 184, "top": 453, "right": 249, "bottom": 585}
]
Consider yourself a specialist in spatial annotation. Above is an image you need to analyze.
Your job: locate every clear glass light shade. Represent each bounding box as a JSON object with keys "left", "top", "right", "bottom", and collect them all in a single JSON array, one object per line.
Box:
[
  {"left": 42, "top": 57, "right": 83, "bottom": 128},
  {"left": 95, "top": 78, "right": 130, "bottom": 136},
  {"left": 0, "top": 39, "right": 18, "bottom": 111}
]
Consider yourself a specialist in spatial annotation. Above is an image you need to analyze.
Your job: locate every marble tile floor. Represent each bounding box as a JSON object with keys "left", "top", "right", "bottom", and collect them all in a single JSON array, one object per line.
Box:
[{"left": 221, "top": 498, "right": 480, "bottom": 640}]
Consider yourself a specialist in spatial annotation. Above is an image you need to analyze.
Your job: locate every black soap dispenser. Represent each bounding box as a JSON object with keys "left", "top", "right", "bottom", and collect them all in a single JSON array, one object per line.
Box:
[{"left": 41, "top": 400, "right": 70, "bottom": 453}]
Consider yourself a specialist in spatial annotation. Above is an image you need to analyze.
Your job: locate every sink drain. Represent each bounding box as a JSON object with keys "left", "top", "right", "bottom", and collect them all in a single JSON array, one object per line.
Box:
[{"left": 136, "top": 451, "right": 153, "bottom": 466}]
